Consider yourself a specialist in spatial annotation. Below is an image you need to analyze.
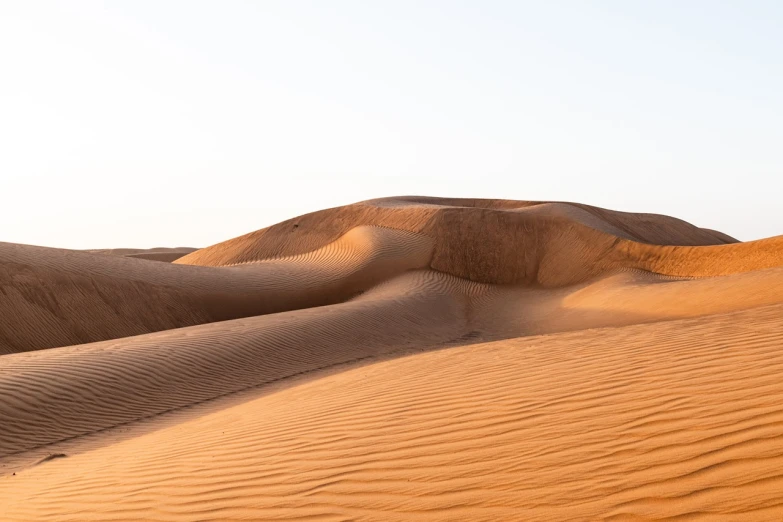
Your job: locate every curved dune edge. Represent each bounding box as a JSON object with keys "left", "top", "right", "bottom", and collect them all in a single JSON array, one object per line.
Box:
[
  {"left": 0, "top": 270, "right": 474, "bottom": 456},
  {"left": 2, "top": 304, "right": 783, "bottom": 521},
  {"left": 0, "top": 226, "right": 433, "bottom": 353}
]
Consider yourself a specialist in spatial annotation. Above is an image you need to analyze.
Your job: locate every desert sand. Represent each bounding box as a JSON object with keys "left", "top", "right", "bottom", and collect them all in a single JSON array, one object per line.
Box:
[{"left": 1, "top": 197, "right": 782, "bottom": 521}]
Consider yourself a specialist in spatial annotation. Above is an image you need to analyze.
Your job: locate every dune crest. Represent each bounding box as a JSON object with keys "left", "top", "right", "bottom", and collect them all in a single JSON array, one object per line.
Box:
[{"left": 177, "top": 197, "right": 779, "bottom": 286}]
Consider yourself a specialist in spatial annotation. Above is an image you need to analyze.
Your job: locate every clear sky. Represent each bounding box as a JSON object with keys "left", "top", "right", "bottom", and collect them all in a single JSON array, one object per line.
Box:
[{"left": 1, "top": 1, "right": 781, "bottom": 248}]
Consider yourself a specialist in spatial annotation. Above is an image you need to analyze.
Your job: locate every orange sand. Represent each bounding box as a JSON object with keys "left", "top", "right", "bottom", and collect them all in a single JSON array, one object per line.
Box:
[{"left": 1, "top": 197, "right": 782, "bottom": 521}]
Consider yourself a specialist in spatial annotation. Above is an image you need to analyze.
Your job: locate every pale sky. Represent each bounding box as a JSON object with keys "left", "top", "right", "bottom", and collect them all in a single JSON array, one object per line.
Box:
[{"left": 1, "top": 1, "right": 781, "bottom": 249}]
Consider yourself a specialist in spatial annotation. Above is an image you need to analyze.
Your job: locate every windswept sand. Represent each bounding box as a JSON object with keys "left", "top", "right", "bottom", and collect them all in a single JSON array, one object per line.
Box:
[{"left": 1, "top": 197, "right": 782, "bottom": 521}]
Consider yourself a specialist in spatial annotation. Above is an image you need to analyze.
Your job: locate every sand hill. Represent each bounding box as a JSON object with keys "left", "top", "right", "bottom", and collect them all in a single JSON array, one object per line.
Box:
[{"left": 1, "top": 197, "right": 782, "bottom": 521}]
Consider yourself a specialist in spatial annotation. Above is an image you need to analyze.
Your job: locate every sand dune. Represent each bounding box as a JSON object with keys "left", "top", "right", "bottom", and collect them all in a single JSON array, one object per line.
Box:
[
  {"left": 1, "top": 265, "right": 782, "bottom": 458},
  {"left": 177, "top": 197, "right": 779, "bottom": 286},
  {"left": 84, "top": 247, "right": 198, "bottom": 262},
  {"left": 3, "top": 198, "right": 779, "bottom": 354},
  {"left": 0, "top": 226, "right": 431, "bottom": 353},
  {"left": 1, "top": 197, "right": 782, "bottom": 520}
]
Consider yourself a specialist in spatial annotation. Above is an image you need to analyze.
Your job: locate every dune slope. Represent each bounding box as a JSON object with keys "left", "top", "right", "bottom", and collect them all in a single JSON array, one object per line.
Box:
[
  {"left": 2, "top": 304, "right": 783, "bottom": 521},
  {"left": 2, "top": 265, "right": 782, "bottom": 458}
]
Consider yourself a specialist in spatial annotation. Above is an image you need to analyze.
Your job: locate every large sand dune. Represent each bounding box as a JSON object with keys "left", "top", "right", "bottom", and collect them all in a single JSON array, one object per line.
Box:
[{"left": 1, "top": 197, "right": 782, "bottom": 520}]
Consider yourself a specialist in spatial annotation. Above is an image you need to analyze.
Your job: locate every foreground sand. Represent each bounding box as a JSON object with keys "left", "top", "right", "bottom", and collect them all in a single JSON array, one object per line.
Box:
[
  {"left": 3, "top": 304, "right": 783, "bottom": 520},
  {"left": 1, "top": 197, "right": 782, "bottom": 520}
]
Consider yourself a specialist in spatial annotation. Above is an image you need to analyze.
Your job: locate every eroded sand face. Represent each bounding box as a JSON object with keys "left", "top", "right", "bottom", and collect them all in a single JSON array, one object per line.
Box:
[{"left": 1, "top": 197, "right": 782, "bottom": 521}]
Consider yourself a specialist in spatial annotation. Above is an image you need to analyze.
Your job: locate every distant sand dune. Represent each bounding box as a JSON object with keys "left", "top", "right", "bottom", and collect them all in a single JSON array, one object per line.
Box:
[
  {"left": 84, "top": 246, "right": 198, "bottom": 262},
  {"left": 176, "top": 197, "right": 778, "bottom": 286},
  {"left": 1, "top": 196, "right": 782, "bottom": 520}
]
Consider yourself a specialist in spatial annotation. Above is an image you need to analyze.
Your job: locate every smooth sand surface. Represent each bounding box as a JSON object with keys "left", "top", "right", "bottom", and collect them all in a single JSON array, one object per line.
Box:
[{"left": 1, "top": 197, "right": 782, "bottom": 520}]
